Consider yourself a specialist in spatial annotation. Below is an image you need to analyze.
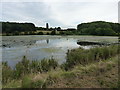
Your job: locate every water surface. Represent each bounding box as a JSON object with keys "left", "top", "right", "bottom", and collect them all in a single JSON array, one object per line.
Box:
[{"left": 2, "top": 35, "right": 118, "bottom": 68}]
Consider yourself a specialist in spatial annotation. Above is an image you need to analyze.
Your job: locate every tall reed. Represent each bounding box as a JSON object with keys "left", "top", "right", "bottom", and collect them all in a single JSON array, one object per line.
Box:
[{"left": 61, "top": 45, "right": 118, "bottom": 70}]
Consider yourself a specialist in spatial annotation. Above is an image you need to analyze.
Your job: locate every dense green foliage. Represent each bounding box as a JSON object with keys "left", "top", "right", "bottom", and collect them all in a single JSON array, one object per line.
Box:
[
  {"left": 61, "top": 45, "right": 118, "bottom": 70},
  {"left": 77, "top": 21, "right": 120, "bottom": 36},
  {"left": 36, "top": 27, "right": 46, "bottom": 30},
  {"left": 21, "top": 76, "right": 46, "bottom": 88},
  {"left": 2, "top": 62, "right": 14, "bottom": 84},
  {"left": 1, "top": 21, "right": 120, "bottom": 36},
  {"left": 2, "top": 22, "right": 36, "bottom": 35},
  {"left": 50, "top": 30, "right": 56, "bottom": 35},
  {"left": 2, "top": 56, "right": 58, "bottom": 84},
  {"left": 2, "top": 55, "right": 118, "bottom": 88},
  {"left": 36, "top": 26, "right": 61, "bottom": 31},
  {"left": 3, "top": 45, "right": 118, "bottom": 85},
  {"left": 2, "top": 45, "right": 119, "bottom": 88},
  {"left": 37, "top": 32, "right": 44, "bottom": 35}
]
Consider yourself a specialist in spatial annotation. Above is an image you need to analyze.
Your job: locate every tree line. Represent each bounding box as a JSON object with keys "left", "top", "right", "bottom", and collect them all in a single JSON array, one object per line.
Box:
[
  {"left": 77, "top": 21, "right": 120, "bottom": 36},
  {"left": 1, "top": 22, "right": 36, "bottom": 35},
  {"left": 1, "top": 21, "right": 120, "bottom": 36}
]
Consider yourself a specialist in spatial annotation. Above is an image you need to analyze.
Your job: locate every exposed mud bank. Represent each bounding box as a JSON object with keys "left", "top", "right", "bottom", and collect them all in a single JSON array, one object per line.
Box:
[{"left": 77, "top": 41, "right": 119, "bottom": 46}]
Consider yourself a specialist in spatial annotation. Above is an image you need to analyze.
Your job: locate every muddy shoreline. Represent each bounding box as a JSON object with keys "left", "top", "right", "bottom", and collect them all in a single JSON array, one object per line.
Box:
[{"left": 77, "top": 41, "right": 119, "bottom": 46}]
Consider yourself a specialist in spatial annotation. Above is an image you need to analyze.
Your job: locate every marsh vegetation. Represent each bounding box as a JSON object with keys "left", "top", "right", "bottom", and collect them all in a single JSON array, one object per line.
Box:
[
  {"left": 2, "top": 29, "right": 119, "bottom": 88},
  {"left": 2, "top": 44, "right": 119, "bottom": 88}
]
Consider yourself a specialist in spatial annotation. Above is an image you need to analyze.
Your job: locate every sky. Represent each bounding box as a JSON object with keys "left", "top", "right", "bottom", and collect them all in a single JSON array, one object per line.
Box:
[{"left": 0, "top": 0, "right": 119, "bottom": 29}]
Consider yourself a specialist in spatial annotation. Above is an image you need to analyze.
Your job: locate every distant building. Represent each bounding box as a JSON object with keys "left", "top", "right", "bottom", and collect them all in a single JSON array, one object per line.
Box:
[{"left": 46, "top": 23, "right": 49, "bottom": 30}]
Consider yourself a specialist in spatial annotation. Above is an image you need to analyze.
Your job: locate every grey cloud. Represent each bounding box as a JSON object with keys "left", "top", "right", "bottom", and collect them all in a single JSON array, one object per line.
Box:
[
  {"left": 1, "top": 1, "right": 118, "bottom": 28},
  {"left": 2, "top": 2, "right": 63, "bottom": 27}
]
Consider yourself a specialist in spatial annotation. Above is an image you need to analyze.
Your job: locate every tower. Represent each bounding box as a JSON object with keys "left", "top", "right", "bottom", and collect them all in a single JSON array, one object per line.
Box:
[{"left": 46, "top": 23, "right": 49, "bottom": 30}]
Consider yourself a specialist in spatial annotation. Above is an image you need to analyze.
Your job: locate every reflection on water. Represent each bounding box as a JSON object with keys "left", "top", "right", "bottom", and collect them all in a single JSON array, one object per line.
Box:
[
  {"left": 46, "top": 39, "right": 49, "bottom": 44},
  {"left": 2, "top": 35, "right": 118, "bottom": 68},
  {"left": 2, "top": 37, "right": 80, "bottom": 68}
]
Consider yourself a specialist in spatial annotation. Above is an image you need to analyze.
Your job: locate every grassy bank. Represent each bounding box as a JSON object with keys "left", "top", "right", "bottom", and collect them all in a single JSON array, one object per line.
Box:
[
  {"left": 61, "top": 45, "right": 118, "bottom": 70},
  {"left": 47, "top": 55, "right": 118, "bottom": 88},
  {"left": 2, "top": 45, "right": 119, "bottom": 88}
]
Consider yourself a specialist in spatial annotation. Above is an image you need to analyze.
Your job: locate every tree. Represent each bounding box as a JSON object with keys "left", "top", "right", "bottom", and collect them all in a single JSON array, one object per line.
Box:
[
  {"left": 77, "top": 21, "right": 120, "bottom": 36},
  {"left": 51, "top": 30, "right": 56, "bottom": 35},
  {"left": 2, "top": 22, "right": 36, "bottom": 34},
  {"left": 57, "top": 27, "right": 61, "bottom": 31},
  {"left": 37, "top": 32, "right": 44, "bottom": 35}
]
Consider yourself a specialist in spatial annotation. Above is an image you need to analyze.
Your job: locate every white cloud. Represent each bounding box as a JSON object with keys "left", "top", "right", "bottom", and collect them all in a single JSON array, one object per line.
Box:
[
  {"left": 1, "top": 0, "right": 120, "bottom": 2},
  {"left": 43, "top": 1, "right": 118, "bottom": 28},
  {"left": 1, "top": 1, "right": 119, "bottom": 28}
]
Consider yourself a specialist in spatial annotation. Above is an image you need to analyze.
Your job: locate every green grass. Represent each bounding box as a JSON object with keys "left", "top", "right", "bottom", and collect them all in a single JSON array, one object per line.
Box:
[
  {"left": 22, "top": 75, "right": 33, "bottom": 88},
  {"left": 61, "top": 72, "right": 76, "bottom": 79},
  {"left": 2, "top": 45, "right": 119, "bottom": 88},
  {"left": 61, "top": 45, "right": 118, "bottom": 70},
  {"left": 47, "top": 55, "right": 118, "bottom": 88},
  {"left": 2, "top": 57, "right": 58, "bottom": 86},
  {"left": 2, "top": 55, "right": 118, "bottom": 88},
  {"left": 3, "top": 80, "right": 22, "bottom": 88}
]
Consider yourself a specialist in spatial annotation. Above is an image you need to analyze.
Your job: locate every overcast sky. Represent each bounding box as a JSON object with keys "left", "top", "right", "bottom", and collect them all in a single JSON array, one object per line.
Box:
[{"left": 1, "top": 0, "right": 119, "bottom": 28}]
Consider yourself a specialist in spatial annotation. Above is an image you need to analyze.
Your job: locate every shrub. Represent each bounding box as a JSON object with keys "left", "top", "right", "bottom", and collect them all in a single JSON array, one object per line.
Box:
[
  {"left": 30, "top": 60, "right": 41, "bottom": 73},
  {"left": 46, "top": 32, "right": 50, "bottom": 35},
  {"left": 51, "top": 30, "right": 56, "bottom": 35},
  {"left": 31, "top": 80, "right": 46, "bottom": 88},
  {"left": 41, "top": 58, "right": 58, "bottom": 72},
  {"left": 37, "top": 32, "right": 44, "bottom": 35},
  {"left": 62, "top": 45, "right": 118, "bottom": 70},
  {"left": 61, "top": 72, "right": 75, "bottom": 79},
  {"left": 14, "top": 56, "right": 58, "bottom": 78},
  {"left": 22, "top": 76, "right": 32, "bottom": 88},
  {"left": 2, "top": 62, "right": 13, "bottom": 84},
  {"left": 14, "top": 56, "right": 30, "bottom": 78},
  {"left": 41, "top": 59, "right": 49, "bottom": 72},
  {"left": 48, "top": 58, "right": 58, "bottom": 69}
]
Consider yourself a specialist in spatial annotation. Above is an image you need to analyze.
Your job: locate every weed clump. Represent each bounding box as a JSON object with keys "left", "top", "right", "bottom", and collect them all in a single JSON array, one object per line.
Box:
[
  {"left": 61, "top": 45, "right": 118, "bottom": 70},
  {"left": 2, "top": 56, "right": 58, "bottom": 84}
]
